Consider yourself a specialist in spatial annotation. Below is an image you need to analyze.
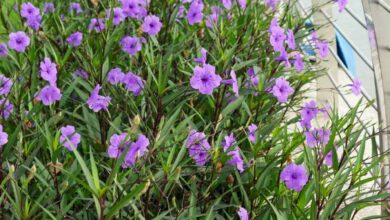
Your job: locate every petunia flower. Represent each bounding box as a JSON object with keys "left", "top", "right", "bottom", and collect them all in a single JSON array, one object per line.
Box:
[
  {"left": 87, "top": 84, "right": 111, "bottom": 112},
  {"left": 121, "top": 36, "right": 142, "bottom": 55},
  {"left": 40, "top": 58, "right": 57, "bottom": 86},
  {"left": 337, "top": 0, "right": 348, "bottom": 12},
  {"left": 269, "top": 19, "right": 286, "bottom": 52},
  {"left": 60, "top": 125, "right": 81, "bottom": 151},
  {"left": 304, "top": 128, "right": 330, "bottom": 148},
  {"left": 221, "top": 0, "right": 232, "bottom": 10},
  {"left": 8, "top": 31, "right": 30, "bottom": 53},
  {"left": 271, "top": 77, "right": 294, "bottom": 103},
  {"left": 0, "top": 98, "right": 13, "bottom": 119},
  {"left": 264, "top": 0, "right": 280, "bottom": 11},
  {"left": 0, "top": 125, "right": 8, "bottom": 148},
  {"left": 121, "top": 72, "right": 145, "bottom": 96},
  {"left": 21, "top": 2, "right": 40, "bottom": 18},
  {"left": 350, "top": 78, "right": 361, "bottom": 96},
  {"left": 186, "top": 130, "right": 211, "bottom": 166},
  {"left": 67, "top": 32, "right": 83, "bottom": 47},
  {"left": 193, "top": 47, "right": 207, "bottom": 65},
  {"left": 317, "top": 40, "right": 329, "bottom": 59},
  {"left": 190, "top": 64, "right": 222, "bottom": 95},
  {"left": 293, "top": 53, "right": 304, "bottom": 72},
  {"left": 280, "top": 163, "right": 308, "bottom": 192},
  {"left": 0, "top": 43, "right": 8, "bottom": 57},
  {"left": 107, "top": 8, "right": 125, "bottom": 26},
  {"left": 187, "top": 0, "right": 204, "bottom": 25},
  {"left": 237, "top": 207, "right": 249, "bottom": 220},
  {"left": 88, "top": 18, "right": 106, "bottom": 33},
  {"left": 142, "top": 15, "right": 163, "bottom": 36},
  {"left": 43, "top": 3, "right": 55, "bottom": 14},
  {"left": 69, "top": 2, "right": 82, "bottom": 14},
  {"left": 107, "top": 68, "right": 125, "bottom": 85},
  {"left": 300, "top": 101, "right": 318, "bottom": 122},
  {"left": 286, "top": 29, "right": 296, "bottom": 50},
  {"left": 36, "top": 85, "right": 62, "bottom": 106},
  {"left": 122, "top": 134, "right": 150, "bottom": 167},
  {"left": 0, "top": 75, "right": 13, "bottom": 95},
  {"left": 248, "top": 124, "right": 257, "bottom": 143}
]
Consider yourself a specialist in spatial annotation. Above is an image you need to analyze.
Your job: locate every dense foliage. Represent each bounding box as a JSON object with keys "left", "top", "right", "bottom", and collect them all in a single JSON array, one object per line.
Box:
[{"left": 0, "top": 0, "right": 388, "bottom": 219}]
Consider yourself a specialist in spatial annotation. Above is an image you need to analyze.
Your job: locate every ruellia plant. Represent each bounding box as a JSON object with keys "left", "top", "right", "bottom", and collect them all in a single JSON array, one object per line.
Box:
[{"left": 0, "top": 0, "right": 388, "bottom": 219}]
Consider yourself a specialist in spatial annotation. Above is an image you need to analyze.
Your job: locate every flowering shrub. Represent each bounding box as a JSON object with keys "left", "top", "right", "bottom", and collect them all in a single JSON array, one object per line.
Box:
[{"left": 0, "top": 0, "right": 388, "bottom": 219}]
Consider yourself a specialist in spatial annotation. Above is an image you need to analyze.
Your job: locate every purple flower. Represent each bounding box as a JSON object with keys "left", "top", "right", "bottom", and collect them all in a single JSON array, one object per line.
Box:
[
  {"left": 264, "top": 0, "right": 279, "bottom": 11},
  {"left": 246, "top": 68, "right": 259, "bottom": 89},
  {"left": 121, "top": 72, "right": 145, "bottom": 96},
  {"left": 67, "top": 32, "right": 83, "bottom": 47},
  {"left": 107, "top": 68, "right": 125, "bottom": 85},
  {"left": 293, "top": 53, "right": 304, "bottom": 72},
  {"left": 73, "top": 69, "right": 89, "bottom": 79},
  {"left": 21, "top": 2, "right": 40, "bottom": 18},
  {"left": 230, "top": 70, "right": 239, "bottom": 97},
  {"left": 222, "top": 70, "right": 239, "bottom": 97},
  {"left": 222, "top": 133, "right": 236, "bottom": 151},
  {"left": 36, "top": 85, "right": 62, "bottom": 106},
  {"left": 248, "top": 124, "right": 257, "bottom": 143},
  {"left": 69, "top": 3, "right": 82, "bottom": 14},
  {"left": 337, "top": 0, "right": 348, "bottom": 12},
  {"left": 43, "top": 3, "right": 55, "bottom": 14},
  {"left": 123, "top": 134, "right": 150, "bottom": 167},
  {"left": 237, "top": 0, "right": 247, "bottom": 9},
  {"left": 60, "top": 125, "right": 81, "bottom": 151},
  {"left": 120, "top": 0, "right": 141, "bottom": 19},
  {"left": 193, "top": 47, "right": 207, "bottom": 65},
  {"left": 265, "top": 0, "right": 279, "bottom": 11},
  {"left": 227, "top": 148, "right": 245, "bottom": 172},
  {"left": 177, "top": 5, "right": 185, "bottom": 18},
  {"left": 88, "top": 18, "right": 105, "bottom": 33},
  {"left": 237, "top": 207, "right": 249, "bottom": 220},
  {"left": 121, "top": 36, "right": 142, "bottom": 55},
  {"left": 190, "top": 64, "right": 222, "bottom": 95},
  {"left": 142, "top": 15, "right": 162, "bottom": 36},
  {"left": 0, "top": 98, "right": 13, "bottom": 119},
  {"left": 0, "top": 125, "right": 8, "bottom": 147},
  {"left": 280, "top": 163, "right": 308, "bottom": 192},
  {"left": 324, "top": 148, "right": 336, "bottom": 167},
  {"left": 206, "top": 6, "right": 221, "bottom": 28},
  {"left": 8, "top": 31, "right": 30, "bottom": 53},
  {"left": 300, "top": 119, "right": 312, "bottom": 130},
  {"left": 304, "top": 128, "right": 330, "bottom": 148},
  {"left": 107, "top": 133, "right": 149, "bottom": 167},
  {"left": 87, "top": 84, "right": 111, "bottom": 112},
  {"left": 107, "top": 8, "right": 125, "bottom": 26},
  {"left": 0, "top": 75, "right": 12, "bottom": 95},
  {"left": 317, "top": 40, "right": 329, "bottom": 59},
  {"left": 271, "top": 77, "right": 294, "bottom": 103},
  {"left": 26, "top": 14, "right": 42, "bottom": 31},
  {"left": 0, "top": 43, "right": 8, "bottom": 57},
  {"left": 186, "top": 130, "right": 211, "bottom": 166},
  {"left": 275, "top": 50, "right": 291, "bottom": 68},
  {"left": 269, "top": 20, "right": 286, "bottom": 52},
  {"left": 107, "top": 133, "right": 130, "bottom": 158},
  {"left": 311, "top": 31, "right": 318, "bottom": 43},
  {"left": 40, "top": 58, "right": 57, "bottom": 85},
  {"left": 286, "top": 30, "right": 296, "bottom": 50},
  {"left": 187, "top": 0, "right": 204, "bottom": 25},
  {"left": 221, "top": 0, "right": 232, "bottom": 10},
  {"left": 300, "top": 101, "right": 318, "bottom": 122},
  {"left": 351, "top": 78, "right": 361, "bottom": 96}
]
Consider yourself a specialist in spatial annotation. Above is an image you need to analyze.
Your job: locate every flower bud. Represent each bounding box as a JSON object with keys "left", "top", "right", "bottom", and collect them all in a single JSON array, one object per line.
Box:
[
  {"left": 27, "top": 164, "right": 36, "bottom": 181},
  {"left": 216, "top": 162, "right": 223, "bottom": 173},
  {"left": 227, "top": 174, "right": 235, "bottom": 185}
]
